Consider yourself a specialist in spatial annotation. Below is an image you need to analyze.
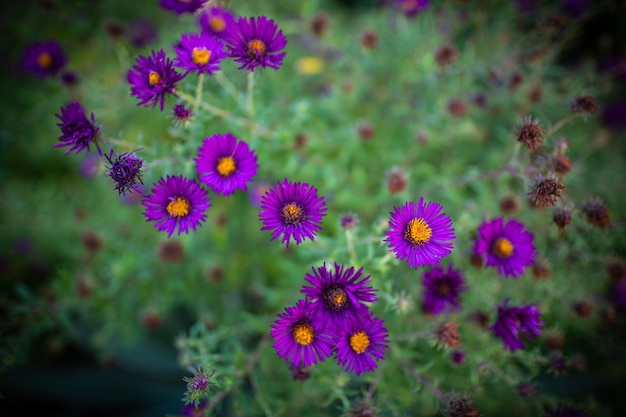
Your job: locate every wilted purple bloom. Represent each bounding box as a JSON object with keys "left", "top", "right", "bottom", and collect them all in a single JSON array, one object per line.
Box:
[
  {"left": 259, "top": 178, "right": 327, "bottom": 247},
  {"left": 173, "top": 32, "right": 226, "bottom": 76},
  {"left": 54, "top": 102, "right": 101, "bottom": 156},
  {"left": 301, "top": 263, "right": 377, "bottom": 333},
  {"left": 422, "top": 264, "right": 467, "bottom": 314},
  {"left": 160, "top": 0, "right": 206, "bottom": 15},
  {"left": 602, "top": 100, "right": 626, "bottom": 131},
  {"left": 222, "top": 15, "right": 287, "bottom": 72},
  {"left": 396, "top": 0, "right": 430, "bottom": 17},
  {"left": 21, "top": 40, "right": 66, "bottom": 78},
  {"left": 105, "top": 149, "right": 144, "bottom": 195},
  {"left": 195, "top": 133, "right": 258, "bottom": 196},
  {"left": 611, "top": 277, "right": 626, "bottom": 310},
  {"left": 384, "top": 198, "right": 455, "bottom": 269},
  {"left": 142, "top": 175, "right": 211, "bottom": 238},
  {"left": 128, "top": 49, "right": 185, "bottom": 111},
  {"left": 271, "top": 299, "right": 334, "bottom": 368},
  {"left": 474, "top": 217, "right": 536, "bottom": 279},
  {"left": 334, "top": 313, "right": 389, "bottom": 376},
  {"left": 545, "top": 403, "right": 590, "bottom": 417},
  {"left": 128, "top": 19, "right": 157, "bottom": 49},
  {"left": 172, "top": 103, "right": 193, "bottom": 123},
  {"left": 489, "top": 300, "right": 543, "bottom": 352},
  {"left": 561, "top": 0, "right": 588, "bottom": 18},
  {"left": 199, "top": 6, "right": 235, "bottom": 39},
  {"left": 61, "top": 71, "right": 78, "bottom": 87}
]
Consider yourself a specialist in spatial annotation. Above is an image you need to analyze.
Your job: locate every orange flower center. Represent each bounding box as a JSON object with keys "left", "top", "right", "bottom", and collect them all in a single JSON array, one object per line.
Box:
[
  {"left": 247, "top": 39, "right": 267, "bottom": 58},
  {"left": 282, "top": 203, "right": 304, "bottom": 224},
  {"left": 192, "top": 47, "right": 212, "bottom": 66},
  {"left": 216, "top": 156, "right": 236, "bottom": 177},
  {"left": 37, "top": 52, "right": 53, "bottom": 68},
  {"left": 293, "top": 322, "right": 314, "bottom": 346},
  {"left": 404, "top": 218, "right": 432, "bottom": 246},
  {"left": 349, "top": 331, "right": 370, "bottom": 354},
  {"left": 492, "top": 237, "right": 514, "bottom": 258},
  {"left": 209, "top": 16, "right": 226, "bottom": 32},
  {"left": 167, "top": 197, "right": 190, "bottom": 218},
  {"left": 148, "top": 71, "right": 161, "bottom": 86},
  {"left": 324, "top": 286, "right": 348, "bottom": 311}
]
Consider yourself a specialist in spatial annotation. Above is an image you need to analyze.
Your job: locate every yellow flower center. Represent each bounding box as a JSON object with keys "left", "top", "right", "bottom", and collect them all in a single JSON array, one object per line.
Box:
[
  {"left": 282, "top": 203, "right": 304, "bottom": 224},
  {"left": 166, "top": 197, "right": 190, "bottom": 218},
  {"left": 37, "top": 52, "right": 53, "bottom": 68},
  {"left": 192, "top": 47, "right": 212, "bottom": 66},
  {"left": 148, "top": 71, "right": 161, "bottom": 86},
  {"left": 404, "top": 218, "right": 432, "bottom": 246},
  {"left": 324, "top": 286, "right": 348, "bottom": 311},
  {"left": 247, "top": 39, "right": 267, "bottom": 58},
  {"left": 349, "top": 331, "right": 370, "bottom": 354},
  {"left": 216, "top": 156, "right": 236, "bottom": 177},
  {"left": 293, "top": 322, "right": 314, "bottom": 346},
  {"left": 209, "top": 16, "right": 226, "bottom": 32},
  {"left": 492, "top": 237, "right": 514, "bottom": 258}
]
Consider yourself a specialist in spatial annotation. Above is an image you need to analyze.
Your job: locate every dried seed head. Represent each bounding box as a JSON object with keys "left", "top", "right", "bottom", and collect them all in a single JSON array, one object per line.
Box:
[
  {"left": 499, "top": 195, "right": 520, "bottom": 216},
  {"left": 387, "top": 166, "right": 408, "bottom": 195},
  {"left": 570, "top": 95, "right": 598, "bottom": 114},
  {"left": 81, "top": 231, "right": 103, "bottom": 253},
  {"left": 528, "top": 173, "right": 566, "bottom": 207},
  {"left": 607, "top": 258, "right": 626, "bottom": 282},
  {"left": 310, "top": 11, "right": 330, "bottom": 37},
  {"left": 529, "top": 84, "right": 543, "bottom": 103},
  {"left": 580, "top": 198, "right": 610, "bottom": 229},
  {"left": 357, "top": 120, "right": 375, "bottom": 141},
  {"left": 435, "top": 44, "right": 458, "bottom": 68},
  {"left": 158, "top": 240, "right": 184, "bottom": 263},
  {"left": 551, "top": 155, "right": 572, "bottom": 175},
  {"left": 572, "top": 300, "right": 593, "bottom": 318},
  {"left": 436, "top": 321, "right": 462, "bottom": 348},
  {"left": 289, "top": 365, "right": 312, "bottom": 381},
  {"left": 553, "top": 205, "right": 573, "bottom": 231},
  {"left": 532, "top": 259, "right": 552, "bottom": 281},
  {"left": 469, "top": 310, "right": 490, "bottom": 328},
  {"left": 360, "top": 30, "right": 379, "bottom": 49},
  {"left": 447, "top": 394, "right": 482, "bottom": 417},
  {"left": 447, "top": 98, "right": 468, "bottom": 117},
  {"left": 515, "top": 116, "right": 544, "bottom": 150},
  {"left": 347, "top": 401, "right": 380, "bottom": 417},
  {"left": 469, "top": 251, "right": 485, "bottom": 269},
  {"left": 140, "top": 310, "right": 163, "bottom": 330},
  {"left": 543, "top": 329, "right": 565, "bottom": 351},
  {"left": 294, "top": 133, "right": 307, "bottom": 150},
  {"left": 508, "top": 71, "right": 525, "bottom": 91}
]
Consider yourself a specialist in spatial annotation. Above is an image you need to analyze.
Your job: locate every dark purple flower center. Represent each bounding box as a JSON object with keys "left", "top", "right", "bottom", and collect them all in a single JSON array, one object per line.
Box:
[
  {"left": 492, "top": 237, "right": 514, "bottom": 258},
  {"left": 167, "top": 197, "right": 190, "bottom": 218},
  {"left": 247, "top": 39, "right": 267, "bottom": 58},
  {"left": 404, "top": 218, "right": 432, "bottom": 246},
  {"left": 323, "top": 285, "right": 349, "bottom": 311},
  {"left": 292, "top": 321, "right": 314, "bottom": 346},
  {"left": 281, "top": 202, "right": 304, "bottom": 224},
  {"left": 435, "top": 280, "right": 451, "bottom": 296}
]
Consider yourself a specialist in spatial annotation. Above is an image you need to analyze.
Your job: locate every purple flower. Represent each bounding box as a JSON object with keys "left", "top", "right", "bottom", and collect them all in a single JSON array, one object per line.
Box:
[
  {"left": 259, "top": 178, "right": 327, "bottom": 247},
  {"left": 422, "top": 264, "right": 467, "bottom": 315},
  {"left": 489, "top": 300, "right": 543, "bottom": 352},
  {"left": 128, "top": 49, "right": 185, "bottom": 111},
  {"left": 271, "top": 299, "right": 334, "bottom": 368},
  {"left": 159, "top": 0, "right": 206, "bottom": 15},
  {"left": 195, "top": 133, "right": 258, "bottom": 196},
  {"left": 334, "top": 313, "right": 389, "bottom": 375},
  {"left": 142, "top": 175, "right": 211, "bottom": 238},
  {"left": 199, "top": 6, "right": 235, "bottom": 39},
  {"left": 223, "top": 15, "right": 287, "bottom": 72},
  {"left": 173, "top": 32, "right": 226, "bottom": 76},
  {"left": 545, "top": 403, "right": 590, "bottom": 417},
  {"left": 128, "top": 19, "right": 157, "bottom": 49},
  {"left": 105, "top": 149, "right": 144, "bottom": 195},
  {"left": 474, "top": 217, "right": 537, "bottom": 279},
  {"left": 172, "top": 103, "right": 193, "bottom": 124},
  {"left": 301, "top": 263, "right": 378, "bottom": 332},
  {"left": 396, "top": 0, "right": 430, "bottom": 17},
  {"left": 248, "top": 180, "right": 271, "bottom": 208},
  {"left": 384, "top": 198, "right": 455, "bottom": 269},
  {"left": 54, "top": 102, "right": 101, "bottom": 156},
  {"left": 21, "top": 40, "right": 66, "bottom": 78}
]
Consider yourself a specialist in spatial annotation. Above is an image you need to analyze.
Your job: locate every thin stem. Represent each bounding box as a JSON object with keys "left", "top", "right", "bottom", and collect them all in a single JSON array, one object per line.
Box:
[
  {"left": 400, "top": 359, "right": 448, "bottom": 402},
  {"left": 364, "top": 370, "right": 380, "bottom": 402},
  {"left": 392, "top": 330, "right": 433, "bottom": 340},
  {"left": 346, "top": 229, "right": 358, "bottom": 266},
  {"left": 193, "top": 73, "right": 205, "bottom": 115},
  {"left": 546, "top": 113, "right": 576, "bottom": 138},
  {"left": 246, "top": 71, "right": 256, "bottom": 120},
  {"left": 215, "top": 71, "right": 245, "bottom": 108}
]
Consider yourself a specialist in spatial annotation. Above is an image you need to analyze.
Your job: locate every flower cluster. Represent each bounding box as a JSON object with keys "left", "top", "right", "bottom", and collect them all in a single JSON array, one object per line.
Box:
[{"left": 272, "top": 263, "right": 389, "bottom": 376}]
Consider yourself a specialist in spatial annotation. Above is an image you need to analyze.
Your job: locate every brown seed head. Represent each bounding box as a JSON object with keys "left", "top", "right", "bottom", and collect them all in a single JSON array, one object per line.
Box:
[
  {"left": 387, "top": 167, "right": 408, "bottom": 195},
  {"left": 572, "top": 300, "right": 593, "bottom": 318},
  {"left": 528, "top": 174, "right": 566, "bottom": 207},
  {"left": 469, "top": 310, "right": 489, "bottom": 328},
  {"left": 543, "top": 329, "right": 565, "bottom": 351},
  {"left": 348, "top": 401, "right": 380, "bottom": 417},
  {"left": 529, "top": 84, "right": 543, "bottom": 103},
  {"left": 435, "top": 44, "right": 458, "bottom": 68},
  {"left": 553, "top": 205, "right": 573, "bottom": 231},
  {"left": 310, "top": 11, "right": 330, "bottom": 37},
  {"left": 580, "top": 198, "right": 610, "bottom": 229},
  {"left": 508, "top": 71, "right": 525, "bottom": 91},
  {"left": 551, "top": 155, "right": 572, "bottom": 175},
  {"left": 499, "top": 195, "right": 520, "bottom": 216},
  {"left": 570, "top": 95, "right": 598, "bottom": 114},
  {"left": 436, "top": 321, "right": 461, "bottom": 348},
  {"left": 447, "top": 395, "right": 482, "bottom": 417},
  {"left": 357, "top": 121, "right": 375, "bottom": 141},
  {"left": 447, "top": 98, "right": 468, "bottom": 117},
  {"left": 290, "top": 365, "right": 312, "bottom": 381},
  {"left": 360, "top": 30, "right": 379, "bottom": 49},
  {"left": 532, "top": 259, "right": 552, "bottom": 281},
  {"left": 82, "top": 231, "right": 103, "bottom": 253},
  {"left": 158, "top": 240, "right": 184, "bottom": 263},
  {"left": 607, "top": 258, "right": 626, "bottom": 282},
  {"left": 515, "top": 117, "right": 544, "bottom": 150}
]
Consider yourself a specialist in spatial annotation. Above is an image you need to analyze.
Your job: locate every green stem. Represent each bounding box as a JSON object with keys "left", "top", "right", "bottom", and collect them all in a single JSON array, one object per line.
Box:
[
  {"left": 400, "top": 359, "right": 448, "bottom": 402},
  {"left": 346, "top": 229, "right": 358, "bottom": 266},
  {"left": 546, "top": 113, "right": 576, "bottom": 138},
  {"left": 193, "top": 73, "right": 204, "bottom": 116},
  {"left": 215, "top": 71, "right": 245, "bottom": 108},
  {"left": 246, "top": 71, "right": 256, "bottom": 120}
]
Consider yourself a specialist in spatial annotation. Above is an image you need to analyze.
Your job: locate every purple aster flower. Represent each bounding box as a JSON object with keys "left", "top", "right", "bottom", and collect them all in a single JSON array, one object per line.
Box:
[
  {"left": 172, "top": 103, "right": 193, "bottom": 124},
  {"left": 334, "top": 313, "right": 389, "bottom": 376},
  {"left": 128, "top": 18, "right": 157, "bottom": 49},
  {"left": 142, "top": 175, "right": 211, "bottom": 238},
  {"left": 422, "top": 264, "right": 467, "bottom": 315},
  {"left": 128, "top": 49, "right": 185, "bottom": 111},
  {"left": 301, "top": 263, "right": 378, "bottom": 333},
  {"left": 489, "top": 300, "right": 544, "bottom": 352},
  {"left": 21, "top": 40, "right": 66, "bottom": 78},
  {"left": 396, "top": 0, "right": 430, "bottom": 17},
  {"left": 199, "top": 6, "right": 235, "bottom": 39},
  {"left": 474, "top": 217, "right": 537, "bottom": 279},
  {"left": 545, "top": 403, "right": 590, "bottom": 417},
  {"left": 105, "top": 149, "right": 144, "bottom": 196},
  {"left": 54, "top": 102, "right": 102, "bottom": 156},
  {"left": 223, "top": 15, "right": 287, "bottom": 72},
  {"left": 173, "top": 32, "right": 226, "bottom": 76},
  {"left": 195, "top": 133, "right": 258, "bottom": 196},
  {"left": 259, "top": 178, "right": 327, "bottom": 247},
  {"left": 271, "top": 299, "right": 334, "bottom": 368},
  {"left": 159, "top": 0, "right": 206, "bottom": 15},
  {"left": 384, "top": 198, "right": 455, "bottom": 269}
]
